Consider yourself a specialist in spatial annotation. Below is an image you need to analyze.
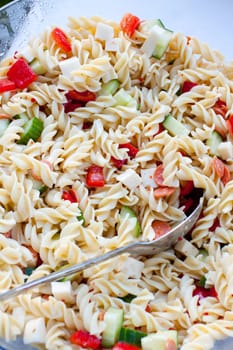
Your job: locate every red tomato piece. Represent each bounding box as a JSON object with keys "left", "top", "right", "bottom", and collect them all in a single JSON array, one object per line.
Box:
[
  {"left": 113, "top": 342, "right": 141, "bottom": 350},
  {"left": 180, "top": 180, "right": 194, "bottom": 196},
  {"left": 226, "top": 114, "right": 233, "bottom": 135},
  {"left": 222, "top": 165, "right": 231, "bottom": 185},
  {"left": 62, "top": 189, "right": 78, "bottom": 203},
  {"left": 64, "top": 101, "right": 83, "bottom": 113},
  {"left": 51, "top": 27, "right": 72, "bottom": 53},
  {"left": 209, "top": 217, "right": 220, "bottom": 232},
  {"left": 153, "top": 123, "right": 164, "bottom": 137},
  {"left": 153, "top": 164, "right": 164, "bottom": 186},
  {"left": 212, "top": 156, "right": 225, "bottom": 179},
  {"left": 154, "top": 187, "right": 176, "bottom": 199},
  {"left": 193, "top": 286, "right": 218, "bottom": 302},
  {"left": 111, "top": 156, "right": 127, "bottom": 169},
  {"left": 119, "top": 143, "right": 139, "bottom": 159},
  {"left": 152, "top": 220, "right": 171, "bottom": 238},
  {"left": 86, "top": 165, "right": 105, "bottom": 187},
  {"left": 181, "top": 81, "right": 198, "bottom": 93},
  {"left": 82, "top": 121, "right": 93, "bottom": 130},
  {"left": 0, "top": 78, "right": 16, "bottom": 93},
  {"left": 66, "top": 90, "right": 96, "bottom": 103},
  {"left": 70, "top": 330, "right": 101, "bottom": 349},
  {"left": 213, "top": 99, "right": 228, "bottom": 119},
  {"left": 120, "top": 13, "right": 140, "bottom": 37},
  {"left": 7, "top": 58, "right": 37, "bottom": 89},
  {"left": 182, "top": 198, "right": 194, "bottom": 213}
]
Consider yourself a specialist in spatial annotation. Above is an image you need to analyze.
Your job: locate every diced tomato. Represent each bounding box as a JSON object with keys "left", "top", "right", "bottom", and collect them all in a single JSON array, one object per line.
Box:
[
  {"left": 119, "top": 143, "right": 139, "bottom": 159},
  {"left": 120, "top": 13, "right": 140, "bottom": 37},
  {"left": 154, "top": 187, "right": 176, "bottom": 199},
  {"left": 51, "top": 27, "right": 72, "bottom": 53},
  {"left": 113, "top": 342, "right": 141, "bottom": 350},
  {"left": 0, "top": 78, "right": 16, "bottom": 93},
  {"left": 212, "top": 156, "right": 231, "bottom": 185},
  {"left": 165, "top": 339, "right": 177, "bottom": 350},
  {"left": 86, "top": 165, "right": 105, "bottom": 187},
  {"left": 226, "top": 114, "right": 233, "bottom": 136},
  {"left": 180, "top": 180, "right": 194, "bottom": 196},
  {"left": 153, "top": 123, "right": 164, "bottom": 137},
  {"left": 82, "top": 121, "right": 93, "bottom": 130},
  {"left": 213, "top": 99, "right": 228, "bottom": 119},
  {"left": 222, "top": 165, "right": 231, "bottom": 185},
  {"left": 70, "top": 330, "right": 101, "bottom": 349},
  {"left": 145, "top": 304, "right": 151, "bottom": 312},
  {"left": 182, "top": 198, "right": 194, "bottom": 213},
  {"left": 179, "top": 150, "right": 187, "bottom": 157},
  {"left": 209, "top": 217, "right": 220, "bottom": 232},
  {"left": 64, "top": 101, "right": 83, "bottom": 113},
  {"left": 111, "top": 156, "right": 127, "bottom": 169},
  {"left": 193, "top": 286, "right": 218, "bottom": 302},
  {"left": 152, "top": 220, "right": 171, "bottom": 238},
  {"left": 153, "top": 164, "right": 164, "bottom": 186},
  {"left": 66, "top": 90, "right": 96, "bottom": 103},
  {"left": 181, "top": 81, "right": 198, "bottom": 93},
  {"left": 62, "top": 189, "right": 78, "bottom": 203},
  {"left": 7, "top": 58, "right": 37, "bottom": 89}
]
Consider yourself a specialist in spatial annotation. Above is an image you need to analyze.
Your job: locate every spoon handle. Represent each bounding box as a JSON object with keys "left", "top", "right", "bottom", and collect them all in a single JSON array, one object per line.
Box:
[{"left": 0, "top": 244, "right": 133, "bottom": 301}]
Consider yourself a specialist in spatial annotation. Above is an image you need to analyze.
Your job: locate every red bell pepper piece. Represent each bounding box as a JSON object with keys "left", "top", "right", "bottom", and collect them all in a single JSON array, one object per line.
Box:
[
  {"left": 7, "top": 58, "right": 37, "bottom": 89},
  {"left": 193, "top": 286, "right": 218, "bottom": 302},
  {"left": 113, "top": 342, "right": 141, "bottom": 350},
  {"left": 51, "top": 27, "right": 72, "bottom": 53},
  {"left": 226, "top": 114, "right": 233, "bottom": 135},
  {"left": 0, "top": 78, "right": 16, "bottom": 93},
  {"left": 66, "top": 90, "right": 96, "bottom": 103},
  {"left": 119, "top": 143, "right": 139, "bottom": 159},
  {"left": 70, "top": 330, "right": 101, "bottom": 349},
  {"left": 111, "top": 156, "right": 127, "bottom": 169},
  {"left": 152, "top": 220, "right": 171, "bottom": 238},
  {"left": 62, "top": 189, "right": 78, "bottom": 203},
  {"left": 181, "top": 81, "right": 198, "bottom": 93},
  {"left": 153, "top": 123, "right": 164, "bottom": 137},
  {"left": 120, "top": 13, "right": 140, "bottom": 37},
  {"left": 209, "top": 217, "right": 220, "bottom": 232},
  {"left": 82, "top": 121, "right": 93, "bottom": 130},
  {"left": 213, "top": 99, "right": 228, "bottom": 119},
  {"left": 180, "top": 180, "right": 194, "bottom": 196},
  {"left": 182, "top": 198, "right": 194, "bottom": 213},
  {"left": 64, "top": 101, "right": 83, "bottom": 113},
  {"left": 86, "top": 165, "right": 105, "bottom": 187}
]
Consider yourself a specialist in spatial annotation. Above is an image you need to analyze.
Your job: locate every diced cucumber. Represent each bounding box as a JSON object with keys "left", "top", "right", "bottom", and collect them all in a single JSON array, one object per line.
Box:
[
  {"left": 162, "top": 114, "right": 190, "bottom": 137},
  {"left": 142, "top": 330, "right": 178, "bottom": 350},
  {"left": 206, "top": 130, "right": 223, "bottom": 155},
  {"left": 101, "top": 307, "right": 124, "bottom": 347},
  {"left": 196, "top": 248, "right": 208, "bottom": 261},
  {"left": 100, "top": 79, "right": 120, "bottom": 95},
  {"left": 31, "top": 178, "right": 48, "bottom": 194},
  {"left": 24, "top": 267, "right": 35, "bottom": 276},
  {"left": 199, "top": 276, "right": 206, "bottom": 288},
  {"left": 120, "top": 294, "right": 136, "bottom": 303},
  {"left": 57, "top": 263, "right": 80, "bottom": 282},
  {"left": 119, "top": 327, "right": 147, "bottom": 346},
  {"left": 120, "top": 206, "right": 141, "bottom": 238},
  {"left": 142, "top": 23, "right": 173, "bottom": 59},
  {"left": 18, "top": 117, "right": 43, "bottom": 145},
  {"left": 13, "top": 112, "right": 29, "bottom": 125},
  {"left": 30, "top": 58, "right": 47, "bottom": 75},
  {"left": 0, "top": 119, "right": 10, "bottom": 137},
  {"left": 114, "top": 89, "right": 137, "bottom": 107}
]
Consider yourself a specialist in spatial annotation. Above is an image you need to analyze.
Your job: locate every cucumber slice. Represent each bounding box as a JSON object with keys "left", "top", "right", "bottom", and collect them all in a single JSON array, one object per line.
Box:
[
  {"left": 100, "top": 79, "right": 120, "bottom": 95},
  {"left": 18, "top": 117, "right": 43, "bottom": 145},
  {"left": 152, "top": 27, "right": 173, "bottom": 59},
  {"left": 206, "top": 130, "right": 223, "bottom": 155},
  {"left": 0, "top": 119, "right": 10, "bottom": 137},
  {"left": 57, "top": 263, "right": 79, "bottom": 282},
  {"left": 24, "top": 267, "right": 35, "bottom": 276},
  {"left": 101, "top": 307, "right": 124, "bottom": 347},
  {"left": 114, "top": 89, "right": 137, "bottom": 107},
  {"left": 30, "top": 58, "right": 47, "bottom": 75},
  {"left": 119, "top": 327, "right": 147, "bottom": 346},
  {"left": 120, "top": 206, "right": 141, "bottom": 238},
  {"left": 31, "top": 179, "right": 48, "bottom": 194},
  {"left": 163, "top": 114, "right": 190, "bottom": 137},
  {"left": 142, "top": 330, "right": 178, "bottom": 350},
  {"left": 199, "top": 276, "right": 206, "bottom": 288},
  {"left": 197, "top": 248, "right": 208, "bottom": 261}
]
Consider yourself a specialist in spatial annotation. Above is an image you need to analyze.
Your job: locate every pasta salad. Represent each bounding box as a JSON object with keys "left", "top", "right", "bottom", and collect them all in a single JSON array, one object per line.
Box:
[{"left": 0, "top": 12, "right": 233, "bottom": 350}]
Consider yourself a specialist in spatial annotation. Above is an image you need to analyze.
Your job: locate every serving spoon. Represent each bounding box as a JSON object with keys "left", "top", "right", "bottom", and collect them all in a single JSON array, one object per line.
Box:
[{"left": 0, "top": 197, "right": 203, "bottom": 301}]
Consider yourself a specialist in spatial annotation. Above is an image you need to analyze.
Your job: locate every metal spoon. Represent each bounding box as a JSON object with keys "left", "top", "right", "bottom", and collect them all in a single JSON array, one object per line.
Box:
[{"left": 0, "top": 197, "right": 203, "bottom": 301}]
